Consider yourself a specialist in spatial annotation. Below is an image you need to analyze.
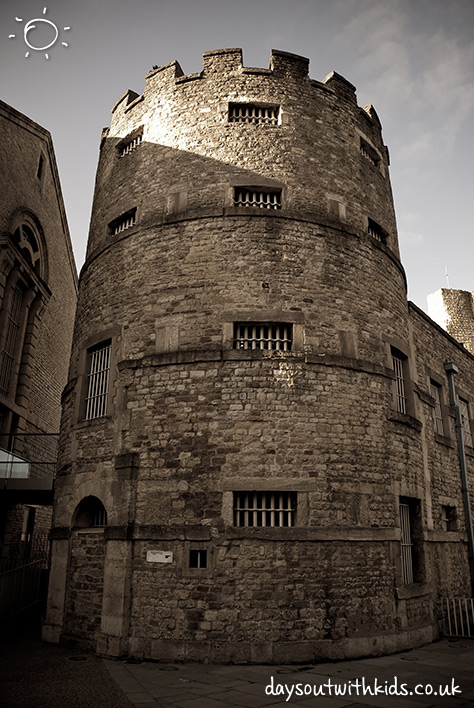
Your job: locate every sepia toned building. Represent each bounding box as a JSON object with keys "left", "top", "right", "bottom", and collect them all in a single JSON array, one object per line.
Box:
[
  {"left": 44, "top": 50, "right": 474, "bottom": 663},
  {"left": 0, "top": 101, "right": 77, "bottom": 584}
]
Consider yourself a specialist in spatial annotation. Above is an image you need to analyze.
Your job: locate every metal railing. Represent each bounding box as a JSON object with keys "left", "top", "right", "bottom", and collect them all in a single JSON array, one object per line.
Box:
[
  {"left": 440, "top": 597, "right": 474, "bottom": 637},
  {"left": 0, "top": 559, "right": 44, "bottom": 621},
  {"left": 0, "top": 433, "right": 58, "bottom": 481}
]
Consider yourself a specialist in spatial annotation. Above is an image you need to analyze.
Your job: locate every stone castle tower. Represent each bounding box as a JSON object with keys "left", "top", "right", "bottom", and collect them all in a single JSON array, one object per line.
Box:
[{"left": 44, "top": 49, "right": 474, "bottom": 663}]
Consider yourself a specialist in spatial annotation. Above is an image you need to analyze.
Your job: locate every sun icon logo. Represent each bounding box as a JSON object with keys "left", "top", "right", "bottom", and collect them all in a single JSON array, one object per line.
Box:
[{"left": 8, "top": 7, "right": 70, "bottom": 60}]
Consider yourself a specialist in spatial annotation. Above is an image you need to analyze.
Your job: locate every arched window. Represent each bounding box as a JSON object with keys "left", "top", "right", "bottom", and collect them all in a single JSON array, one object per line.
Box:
[
  {"left": 0, "top": 212, "right": 49, "bottom": 404},
  {"left": 13, "top": 224, "right": 41, "bottom": 273},
  {"left": 72, "top": 496, "right": 108, "bottom": 528},
  {"left": 0, "top": 282, "right": 26, "bottom": 396}
]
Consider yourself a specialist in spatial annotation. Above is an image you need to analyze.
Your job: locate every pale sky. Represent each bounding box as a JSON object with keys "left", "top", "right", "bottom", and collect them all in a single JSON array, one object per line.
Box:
[{"left": 1, "top": 0, "right": 473, "bottom": 312}]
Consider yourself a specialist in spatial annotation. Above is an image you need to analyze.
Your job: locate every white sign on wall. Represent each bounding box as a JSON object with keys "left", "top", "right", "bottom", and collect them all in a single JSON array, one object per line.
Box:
[{"left": 146, "top": 550, "right": 173, "bottom": 564}]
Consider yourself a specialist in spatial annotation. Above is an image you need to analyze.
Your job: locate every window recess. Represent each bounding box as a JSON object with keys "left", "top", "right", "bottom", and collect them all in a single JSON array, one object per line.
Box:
[
  {"left": 392, "top": 347, "right": 407, "bottom": 414},
  {"left": 234, "top": 491, "right": 296, "bottom": 527},
  {"left": 109, "top": 208, "right": 137, "bottom": 236},
  {"left": 228, "top": 103, "right": 279, "bottom": 125},
  {"left": 233, "top": 322, "right": 292, "bottom": 351},
  {"left": 85, "top": 341, "right": 111, "bottom": 420},
  {"left": 441, "top": 505, "right": 457, "bottom": 532},
  {"left": 189, "top": 549, "right": 207, "bottom": 568},
  {"left": 118, "top": 128, "right": 143, "bottom": 157},
  {"left": 430, "top": 380, "right": 444, "bottom": 436},
  {"left": 360, "top": 137, "right": 380, "bottom": 167},
  {"left": 399, "top": 497, "right": 423, "bottom": 584},
  {"left": 459, "top": 397, "right": 473, "bottom": 447},
  {"left": 367, "top": 218, "right": 388, "bottom": 244},
  {"left": 0, "top": 283, "right": 25, "bottom": 396},
  {"left": 234, "top": 188, "right": 281, "bottom": 210}
]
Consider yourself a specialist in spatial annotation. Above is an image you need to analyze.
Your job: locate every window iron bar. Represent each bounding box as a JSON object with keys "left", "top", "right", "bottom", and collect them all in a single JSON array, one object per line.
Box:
[
  {"left": 85, "top": 343, "right": 111, "bottom": 420},
  {"left": 113, "top": 212, "right": 136, "bottom": 235},
  {"left": 400, "top": 503, "right": 413, "bottom": 584},
  {"left": 229, "top": 104, "right": 279, "bottom": 125},
  {"left": 234, "top": 189, "right": 281, "bottom": 210},
  {"left": 233, "top": 323, "right": 292, "bottom": 351},
  {"left": 393, "top": 354, "right": 407, "bottom": 414},
  {"left": 234, "top": 491, "right": 296, "bottom": 527},
  {"left": 120, "top": 134, "right": 143, "bottom": 157}
]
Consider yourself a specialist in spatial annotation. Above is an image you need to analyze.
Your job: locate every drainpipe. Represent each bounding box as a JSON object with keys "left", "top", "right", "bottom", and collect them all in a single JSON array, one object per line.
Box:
[{"left": 444, "top": 362, "right": 474, "bottom": 593}]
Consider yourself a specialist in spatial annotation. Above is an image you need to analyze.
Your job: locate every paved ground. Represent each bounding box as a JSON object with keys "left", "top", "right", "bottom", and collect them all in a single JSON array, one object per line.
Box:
[
  {"left": 2, "top": 610, "right": 474, "bottom": 707},
  {"left": 105, "top": 639, "right": 474, "bottom": 708}
]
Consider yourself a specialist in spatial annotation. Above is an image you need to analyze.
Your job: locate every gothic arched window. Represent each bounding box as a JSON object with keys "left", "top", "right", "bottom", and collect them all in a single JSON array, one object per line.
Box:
[{"left": 72, "top": 496, "right": 108, "bottom": 528}]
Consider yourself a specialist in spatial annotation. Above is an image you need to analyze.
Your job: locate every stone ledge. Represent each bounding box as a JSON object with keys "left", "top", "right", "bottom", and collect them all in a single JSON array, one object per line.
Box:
[{"left": 395, "top": 583, "right": 432, "bottom": 601}]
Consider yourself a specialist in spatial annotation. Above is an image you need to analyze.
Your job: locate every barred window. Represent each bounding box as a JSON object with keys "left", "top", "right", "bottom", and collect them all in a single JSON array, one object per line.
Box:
[
  {"left": 368, "top": 218, "right": 387, "bottom": 244},
  {"left": 233, "top": 491, "right": 296, "bottom": 527},
  {"left": 399, "top": 497, "right": 422, "bottom": 585},
  {"left": 392, "top": 348, "right": 407, "bottom": 414},
  {"left": 228, "top": 103, "right": 279, "bottom": 125},
  {"left": 399, "top": 501, "right": 413, "bottom": 584},
  {"left": 233, "top": 322, "right": 292, "bottom": 351},
  {"left": 92, "top": 504, "right": 108, "bottom": 527},
  {"left": 109, "top": 209, "right": 136, "bottom": 236},
  {"left": 430, "top": 380, "right": 444, "bottom": 436},
  {"left": 85, "top": 341, "right": 111, "bottom": 420},
  {"left": 0, "top": 284, "right": 25, "bottom": 395},
  {"left": 360, "top": 137, "right": 380, "bottom": 167},
  {"left": 234, "top": 188, "right": 281, "bottom": 210},
  {"left": 74, "top": 496, "right": 107, "bottom": 528},
  {"left": 459, "top": 398, "right": 473, "bottom": 447},
  {"left": 119, "top": 132, "right": 143, "bottom": 157}
]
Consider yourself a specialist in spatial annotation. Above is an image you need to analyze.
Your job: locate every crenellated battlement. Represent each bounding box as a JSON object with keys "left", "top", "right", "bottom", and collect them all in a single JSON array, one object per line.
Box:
[
  {"left": 111, "top": 49, "right": 362, "bottom": 120},
  {"left": 96, "top": 48, "right": 397, "bottom": 266}
]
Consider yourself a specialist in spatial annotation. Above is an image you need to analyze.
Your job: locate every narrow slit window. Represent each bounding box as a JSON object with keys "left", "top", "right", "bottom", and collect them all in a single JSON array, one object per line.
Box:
[
  {"left": 109, "top": 209, "right": 137, "bottom": 236},
  {"left": 37, "top": 154, "right": 44, "bottom": 180},
  {"left": 228, "top": 103, "right": 279, "bottom": 125},
  {"left": 368, "top": 218, "right": 387, "bottom": 244},
  {"left": 399, "top": 502, "right": 413, "bottom": 584},
  {"left": 85, "top": 341, "right": 111, "bottom": 420},
  {"left": 430, "top": 380, "right": 444, "bottom": 435},
  {"left": 430, "top": 380, "right": 444, "bottom": 436},
  {"left": 233, "top": 491, "right": 297, "bottom": 527},
  {"left": 0, "top": 284, "right": 25, "bottom": 396},
  {"left": 392, "top": 347, "right": 407, "bottom": 414},
  {"left": 233, "top": 322, "right": 292, "bottom": 351},
  {"left": 234, "top": 188, "right": 281, "bottom": 210},
  {"left": 399, "top": 497, "right": 423, "bottom": 585},
  {"left": 459, "top": 398, "right": 473, "bottom": 447}
]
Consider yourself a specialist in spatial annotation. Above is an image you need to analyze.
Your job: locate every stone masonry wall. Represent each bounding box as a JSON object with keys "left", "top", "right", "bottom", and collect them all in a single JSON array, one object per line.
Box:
[{"left": 45, "top": 51, "right": 474, "bottom": 663}]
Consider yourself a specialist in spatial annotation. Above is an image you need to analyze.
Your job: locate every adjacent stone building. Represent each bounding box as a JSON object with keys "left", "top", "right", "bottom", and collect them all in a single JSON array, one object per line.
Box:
[
  {"left": 0, "top": 101, "right": 77, "bottom": 572},
  {"left": 428, "top": 289, "right": 474, "bottom": 355},
  {"left": 44, "top": 49, "right": 474, "bottom": 663}
]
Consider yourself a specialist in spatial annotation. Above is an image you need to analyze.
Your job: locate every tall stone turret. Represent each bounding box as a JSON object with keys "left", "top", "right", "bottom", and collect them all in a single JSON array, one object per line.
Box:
[{"left": 44, "top": 50, "right": 473, "bottom": 663}]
